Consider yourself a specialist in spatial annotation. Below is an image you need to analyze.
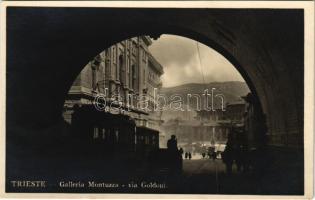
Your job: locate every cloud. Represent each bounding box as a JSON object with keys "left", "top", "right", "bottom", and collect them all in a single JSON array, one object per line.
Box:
[{"left": 149, "top": 34, "right": 245, "bottom": 87}]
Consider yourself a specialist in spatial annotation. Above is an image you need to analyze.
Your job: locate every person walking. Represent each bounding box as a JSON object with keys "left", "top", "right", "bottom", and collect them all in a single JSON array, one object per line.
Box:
[
  {"left": 222, "top": 145, "right": 233, "bottom": 175},
  {"left": 222, "top": 128, "right": 236, "bottom": 175},
  {"left": 185, "top": 152, "right": 188, "bottom": 159},
  {"left": 167, "top": 135, "right": 178, "bottom": 152},
  {"left": 179, "top": 147, "right": 184, "bottom": 158},
  {"left": 188, "top": 152, "right": 192, "bottom": 160},
  {"left": 167, "top": 135, "right": 182, "bottom": 174}
]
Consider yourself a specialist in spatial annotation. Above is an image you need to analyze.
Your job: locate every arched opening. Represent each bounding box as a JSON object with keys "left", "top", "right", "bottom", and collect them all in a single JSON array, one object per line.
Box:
[
  {"left": 60, "top": 34, "right": 272, "bottom": 194},
  {"left": 64, "top": 34, "right": 265, "bottom": 144},
  {"left": 6, "top": 7, "right": 304, "bottom": 195}
]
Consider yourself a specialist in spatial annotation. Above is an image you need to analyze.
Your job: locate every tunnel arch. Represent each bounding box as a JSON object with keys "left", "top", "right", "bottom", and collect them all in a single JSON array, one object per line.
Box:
[{"left": 7, "top": 8, "right": 303, "bottom": 149}]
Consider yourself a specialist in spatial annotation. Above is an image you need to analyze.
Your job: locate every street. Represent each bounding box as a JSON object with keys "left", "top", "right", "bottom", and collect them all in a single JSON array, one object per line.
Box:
[{"left": 177, "top": 158, "right": 260, "bottom": 194}]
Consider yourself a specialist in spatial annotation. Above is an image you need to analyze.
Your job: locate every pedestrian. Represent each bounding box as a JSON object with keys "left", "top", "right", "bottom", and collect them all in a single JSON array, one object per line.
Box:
[
  {"left": 179, "top": 147, "right": 184, "bottom": 158},
  {"left": 188, "top": 152, "right": 192, "bottom": 160},
  {"left": 185, "top": 152, "right": 188, "bottom": 159},
  {"left": 166, "top": 135, "right": 182, "bottom": 174},
  {"left": 222, "top": 127, "right": 237, "bottom": 175},
  {"left": 212, "top": 151, "right": 217, "bottom": 161},
  {"left": 167, "top": 135, "right": 178, "bottom": 152}
]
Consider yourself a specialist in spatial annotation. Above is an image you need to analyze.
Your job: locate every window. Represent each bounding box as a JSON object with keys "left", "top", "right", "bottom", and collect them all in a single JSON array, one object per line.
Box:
[
  {"left": 91, "top": 62, "right": 97, "bottom": 91},
  {"left": 132, "top": 43, "right": 137, "bottom": 55},
  {"left": 119, "top": 55, "right": 124, "bottom": 84},
  {"left": 132, "top": 64, "right": 136, "bottom": 89},
  {"left": 145, "top": 136, "right": 149, "bottom": 145},
  {"left": 115, "top": 130, "right": 119, "bottom": 142},
  {"left": 112, "top": 46, "right": 116, "bottom": 64},
  {"left": 93, "top": 127, "right": 99, "bottom": 139},
  {"left": 126, "top": 57, "right": 129, "bottom": 73},
  {"left": 102, "top": 129, "right": 106, "bottom": 140}
]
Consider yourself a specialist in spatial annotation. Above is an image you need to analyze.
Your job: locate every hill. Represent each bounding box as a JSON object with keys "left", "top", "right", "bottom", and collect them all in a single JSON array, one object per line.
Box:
[{"left": 159, "top": 81, "right": 250, "bottom": 108}]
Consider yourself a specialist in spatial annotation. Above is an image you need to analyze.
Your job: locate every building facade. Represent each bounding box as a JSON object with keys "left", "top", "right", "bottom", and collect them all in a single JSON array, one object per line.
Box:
[
  {"left": 161, "top": 99, "right": 247, "bottom": 152},
  {"left": 63, "top": 36, "right": 164, "bottom": 139}
]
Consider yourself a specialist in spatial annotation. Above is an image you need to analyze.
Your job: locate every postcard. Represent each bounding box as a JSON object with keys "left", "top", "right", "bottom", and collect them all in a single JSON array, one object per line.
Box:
[{"left": 0, "top": 1, "right": 314, "bottom": 199}]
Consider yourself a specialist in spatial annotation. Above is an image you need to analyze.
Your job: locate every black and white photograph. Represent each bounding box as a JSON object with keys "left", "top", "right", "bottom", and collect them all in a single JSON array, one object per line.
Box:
[{"left": 0, "top": 1, "right": 314, "bottom": 198}]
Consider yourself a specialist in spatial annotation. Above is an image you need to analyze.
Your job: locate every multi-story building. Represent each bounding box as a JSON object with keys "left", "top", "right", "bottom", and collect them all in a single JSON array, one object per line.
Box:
[
  {"left": 161, "top": 99, "right": 247, "bottom": 151},
  {"left": 63, "top": 36, "right": 164, "bottom": 139},
  {"left": 145, "top": 54, "right": 165, "bottom": 146}
]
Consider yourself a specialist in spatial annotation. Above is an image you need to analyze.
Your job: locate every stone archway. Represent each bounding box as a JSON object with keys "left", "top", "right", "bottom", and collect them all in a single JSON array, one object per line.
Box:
[{"left": 7, "top": 7, "right": 303, "bottom": 149}]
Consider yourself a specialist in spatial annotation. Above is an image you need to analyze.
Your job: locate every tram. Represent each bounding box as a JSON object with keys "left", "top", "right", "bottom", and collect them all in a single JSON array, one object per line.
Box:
[{"left": 70, "top": 105, "right": 160, "bottom": 157}]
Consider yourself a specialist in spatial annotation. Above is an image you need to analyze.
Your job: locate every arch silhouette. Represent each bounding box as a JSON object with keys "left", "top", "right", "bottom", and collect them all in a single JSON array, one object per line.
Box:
[
  {"left": 6, "top": 7, "right": 303, "bottom": 149},
  {"left": 5, "top": 7, "right": 304, "bottom": 195}
]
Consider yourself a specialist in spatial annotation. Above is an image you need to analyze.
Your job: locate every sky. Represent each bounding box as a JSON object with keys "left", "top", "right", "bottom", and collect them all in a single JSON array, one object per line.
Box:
[{"left": 149, "top": 34, "right": 245, "bottom": 88}]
